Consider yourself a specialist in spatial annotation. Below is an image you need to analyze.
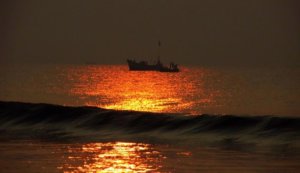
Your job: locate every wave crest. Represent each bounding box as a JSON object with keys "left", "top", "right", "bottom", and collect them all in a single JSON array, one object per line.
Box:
[{"left": 1, "top": 101, "right": 300, "bottom": 146}]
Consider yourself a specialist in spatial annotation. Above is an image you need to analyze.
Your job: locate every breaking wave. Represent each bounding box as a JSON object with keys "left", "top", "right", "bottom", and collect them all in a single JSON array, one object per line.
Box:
[{"left": 0, "top": 101, "right": 300, "bottom": 148}]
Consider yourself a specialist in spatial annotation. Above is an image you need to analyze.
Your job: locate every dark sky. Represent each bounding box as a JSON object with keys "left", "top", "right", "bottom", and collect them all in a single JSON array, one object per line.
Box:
[{"left": 1, "top": 0, "right": 299, "bottom": 66}]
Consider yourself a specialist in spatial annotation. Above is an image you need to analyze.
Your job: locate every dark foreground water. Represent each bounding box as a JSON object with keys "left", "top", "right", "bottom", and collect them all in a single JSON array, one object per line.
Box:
[{"left": 1, "top": 140, "right": 300, "bottom": 173}]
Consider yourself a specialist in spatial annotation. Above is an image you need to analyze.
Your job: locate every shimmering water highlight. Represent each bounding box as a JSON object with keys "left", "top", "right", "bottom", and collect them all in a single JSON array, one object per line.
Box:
[{"left": 0, "top": 64, "right": 299, "bottom": 115}]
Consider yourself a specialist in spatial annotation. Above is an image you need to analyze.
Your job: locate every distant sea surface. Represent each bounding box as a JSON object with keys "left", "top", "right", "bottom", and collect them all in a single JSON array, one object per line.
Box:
[
  {"left": 1, "top": 64, "right": 300, "bottom": 172},
  {"left": 0, "top": 64, "right": 299, "bottom": 116}
]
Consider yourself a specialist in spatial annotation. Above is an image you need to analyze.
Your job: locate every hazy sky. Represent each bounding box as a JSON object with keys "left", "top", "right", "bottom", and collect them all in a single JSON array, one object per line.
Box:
[{"left": 1, "top": 0, "right": 299, "bottom": 66}]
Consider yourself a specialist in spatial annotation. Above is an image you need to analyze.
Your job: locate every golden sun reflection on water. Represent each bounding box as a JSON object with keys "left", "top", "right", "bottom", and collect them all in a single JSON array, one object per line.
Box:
[
  {"left": 67, "top": 65, "right": 214, "bottom": 114},
  {"left": 60, "top": 142, "right": 163, "bottom": 173}
]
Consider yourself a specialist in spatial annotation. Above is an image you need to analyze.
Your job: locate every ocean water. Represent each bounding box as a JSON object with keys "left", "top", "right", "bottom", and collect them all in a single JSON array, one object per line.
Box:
[
  {"left": 0, "top": 64, "right": 299, "bottom": 116},
  {"left": 0, "top": 101, "right": 300, "bottom": 172},
  {"left": 0, "top": 64, "right": 300, "bottom": 172},
  {"left": 1, "top": 141, "right": 300, "bottom": 173}
]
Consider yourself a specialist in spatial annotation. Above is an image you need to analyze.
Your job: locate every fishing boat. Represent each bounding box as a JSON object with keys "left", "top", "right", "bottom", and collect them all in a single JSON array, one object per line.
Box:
[{"left": 127, "top": 41, "right": 179, "bottom": 72}]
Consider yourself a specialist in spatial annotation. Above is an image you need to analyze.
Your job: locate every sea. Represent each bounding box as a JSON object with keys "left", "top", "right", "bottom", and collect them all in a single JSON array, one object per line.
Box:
[{"left": 0, "top": 64, "right": 300, "bottom": 172}]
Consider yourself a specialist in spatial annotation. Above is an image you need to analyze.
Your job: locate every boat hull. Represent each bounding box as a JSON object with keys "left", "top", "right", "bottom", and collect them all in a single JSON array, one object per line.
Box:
[{"left": 127, "top": 59, "right": 179, "bottom": 72}]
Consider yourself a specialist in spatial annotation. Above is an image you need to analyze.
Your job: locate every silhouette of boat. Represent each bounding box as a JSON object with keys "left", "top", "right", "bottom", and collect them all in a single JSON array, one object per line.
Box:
[
  {"left": 127, "top": 41, "right": 180, "bottom": 72},
  {"left": 127, "top": 59, "right": 179, "bottom": 72}
]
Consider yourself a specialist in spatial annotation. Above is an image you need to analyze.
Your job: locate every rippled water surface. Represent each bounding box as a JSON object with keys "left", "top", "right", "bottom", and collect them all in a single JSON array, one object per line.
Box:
[
  {"left": 0, "top": 64, "right": 299, "bottom": 115},
  {"left": 1, "top": 64, "right": 300, "bottom": 172},
  {"left": 0, "top": 141, "right": 299, "bottom": 173}
]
